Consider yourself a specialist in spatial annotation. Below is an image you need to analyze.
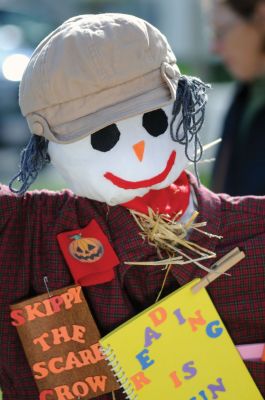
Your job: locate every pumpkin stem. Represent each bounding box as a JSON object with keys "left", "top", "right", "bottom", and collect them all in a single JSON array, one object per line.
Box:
[{"left": 69, "top": 233, "right": 82, "bottom": 240}]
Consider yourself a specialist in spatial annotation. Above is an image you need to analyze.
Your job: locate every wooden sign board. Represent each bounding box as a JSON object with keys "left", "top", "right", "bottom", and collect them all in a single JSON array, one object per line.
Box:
[{"left": 10, "top": 285, "right": 119, "bottom": 399}]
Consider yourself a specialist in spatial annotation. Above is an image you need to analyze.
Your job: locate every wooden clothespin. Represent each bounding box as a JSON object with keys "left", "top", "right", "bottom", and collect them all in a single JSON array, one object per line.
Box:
[{"left": 191, "top": 247, "right": 245, "bottom": 294}]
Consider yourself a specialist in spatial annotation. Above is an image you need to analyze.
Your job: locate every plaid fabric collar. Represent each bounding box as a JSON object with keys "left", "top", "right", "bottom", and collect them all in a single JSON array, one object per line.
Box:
[{"left": 172, "top": 172, "right": 222, "bottom": 285}]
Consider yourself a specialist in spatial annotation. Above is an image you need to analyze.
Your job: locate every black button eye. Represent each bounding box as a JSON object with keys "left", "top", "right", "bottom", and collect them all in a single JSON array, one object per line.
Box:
[
  {"left": 142, "top": 109, "right": 168, "bottom": 137},
  {"left": 91, "top": 124, "right": 120, "bottom": 152}
]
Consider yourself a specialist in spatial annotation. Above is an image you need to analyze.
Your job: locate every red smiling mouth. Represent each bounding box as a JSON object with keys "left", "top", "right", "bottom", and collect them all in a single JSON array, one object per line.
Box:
[{"left": 104, "top": 150, "right": 176, "bottom": 189}]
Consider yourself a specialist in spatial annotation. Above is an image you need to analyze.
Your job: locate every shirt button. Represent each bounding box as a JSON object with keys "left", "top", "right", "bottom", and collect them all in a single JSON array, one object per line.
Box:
[{"left": 32, "top": 121, "right": 44, "bottom": 135}]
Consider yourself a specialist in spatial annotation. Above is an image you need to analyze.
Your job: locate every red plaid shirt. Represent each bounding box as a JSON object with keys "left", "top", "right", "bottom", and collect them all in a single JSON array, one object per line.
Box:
[{"left": 0, "top": 173, "right": 264, "bottom": 399}]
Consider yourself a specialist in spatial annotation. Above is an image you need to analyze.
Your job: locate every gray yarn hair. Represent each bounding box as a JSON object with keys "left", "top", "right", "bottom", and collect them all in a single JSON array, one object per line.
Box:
[
  {"left": 9, "top": 135, "right": 50, "bottom": 194},
  {"left": 171, "top": 75, "right": 210, "bottom": 183}
]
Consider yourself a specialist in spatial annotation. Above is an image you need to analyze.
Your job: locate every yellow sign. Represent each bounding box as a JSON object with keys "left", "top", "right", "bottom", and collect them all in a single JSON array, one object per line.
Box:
[{"left": 100, "top": 279, "right": 262, "bottom": 400}]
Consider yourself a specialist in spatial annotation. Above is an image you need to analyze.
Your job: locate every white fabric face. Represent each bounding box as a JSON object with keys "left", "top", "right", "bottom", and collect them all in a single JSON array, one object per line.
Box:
[{"left": 48, "top": 103, "right": 189, "bottom": 205}]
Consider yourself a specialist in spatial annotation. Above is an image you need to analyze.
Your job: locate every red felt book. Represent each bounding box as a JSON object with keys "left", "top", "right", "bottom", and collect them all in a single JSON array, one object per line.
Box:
[{"left": 57, "top": 219, "right": 120, "bottom": 286}]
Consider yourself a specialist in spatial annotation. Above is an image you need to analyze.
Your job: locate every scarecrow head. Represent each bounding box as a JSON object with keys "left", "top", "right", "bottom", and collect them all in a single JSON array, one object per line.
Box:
[{"left": 11, "top": 14, "right": 208, "bottom": 206}]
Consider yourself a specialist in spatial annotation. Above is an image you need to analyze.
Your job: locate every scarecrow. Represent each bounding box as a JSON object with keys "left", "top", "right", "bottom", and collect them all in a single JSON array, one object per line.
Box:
[{"left": 0, "top": 14, "right": 264, "bottom": 399}]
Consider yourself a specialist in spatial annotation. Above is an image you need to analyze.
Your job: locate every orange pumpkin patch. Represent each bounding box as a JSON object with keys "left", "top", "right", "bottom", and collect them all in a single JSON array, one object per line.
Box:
[{"left": 69, "top": 234, "right": 104, "bottom": 263}]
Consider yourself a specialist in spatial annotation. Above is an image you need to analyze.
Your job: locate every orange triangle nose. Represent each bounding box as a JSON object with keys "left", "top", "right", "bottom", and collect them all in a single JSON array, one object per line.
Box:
[{"left": 133, "top": 140, "right": 145, "bottom": 162}]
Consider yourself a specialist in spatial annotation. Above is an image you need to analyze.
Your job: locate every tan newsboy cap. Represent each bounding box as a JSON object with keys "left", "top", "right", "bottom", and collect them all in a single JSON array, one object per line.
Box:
[{"left": 19, "top": 13, "right": 180, "bottom": 143}]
